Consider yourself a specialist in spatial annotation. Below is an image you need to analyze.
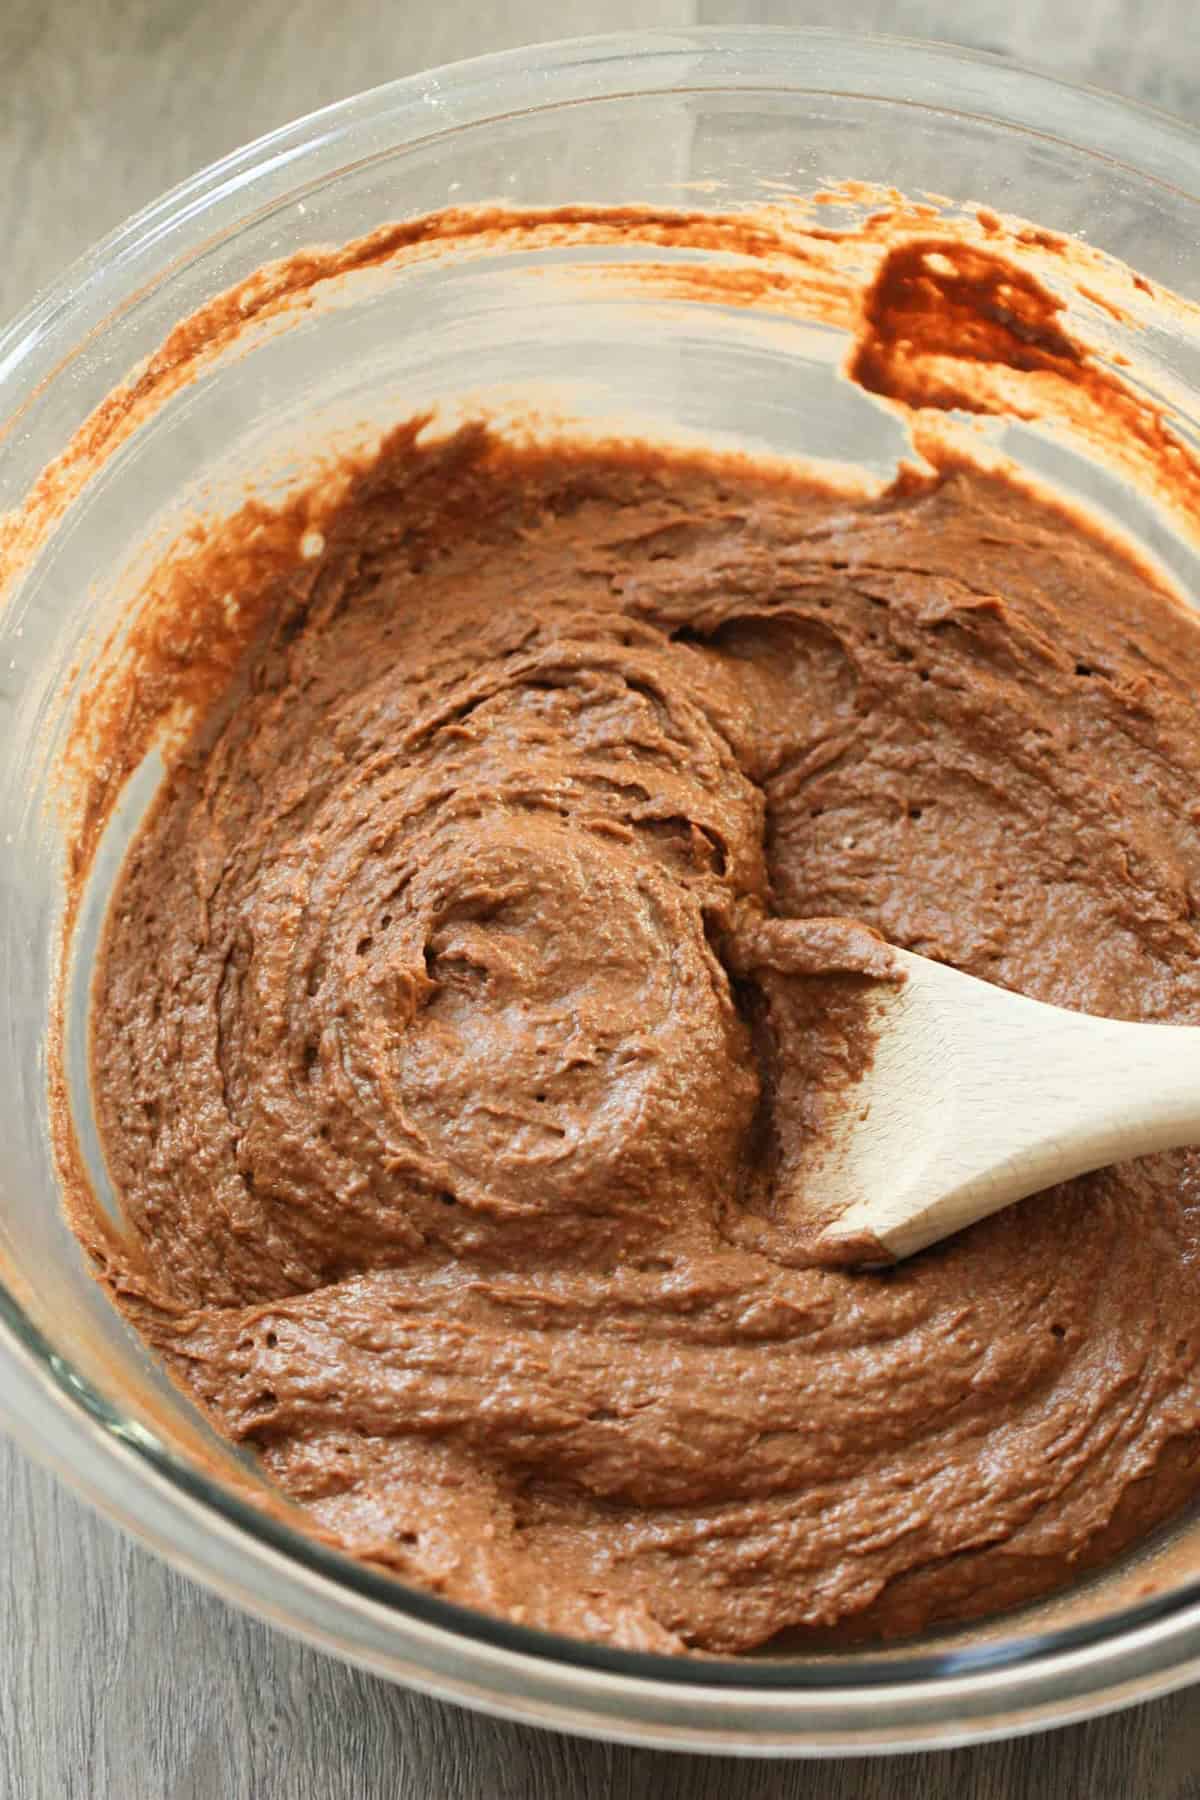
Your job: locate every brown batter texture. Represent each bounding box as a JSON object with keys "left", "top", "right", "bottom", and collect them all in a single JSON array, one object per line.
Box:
[{"left": 86, "top": 414, "right": 1200, "bottom": 1655}]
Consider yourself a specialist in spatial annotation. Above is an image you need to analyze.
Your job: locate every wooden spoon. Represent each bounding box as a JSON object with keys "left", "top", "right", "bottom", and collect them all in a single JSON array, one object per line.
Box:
[{"left": 814, "top": 947, "right": 1200, "bottom": 1264}]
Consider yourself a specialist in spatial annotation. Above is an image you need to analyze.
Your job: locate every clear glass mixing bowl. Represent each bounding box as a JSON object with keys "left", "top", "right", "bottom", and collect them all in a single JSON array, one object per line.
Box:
[{"left": 5, "top": 27, "right": 1200, "bottom": 1755}]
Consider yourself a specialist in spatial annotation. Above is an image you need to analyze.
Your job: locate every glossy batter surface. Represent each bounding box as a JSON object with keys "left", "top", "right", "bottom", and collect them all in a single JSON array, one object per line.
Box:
[{"left": 90, "top": 425, "right": 1200, "bottom": 1653}]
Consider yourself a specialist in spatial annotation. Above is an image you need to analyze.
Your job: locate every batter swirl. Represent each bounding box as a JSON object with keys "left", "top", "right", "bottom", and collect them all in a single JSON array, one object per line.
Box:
[{"left": 91, "top": 424, "right": 1200, "bottom": 1652}]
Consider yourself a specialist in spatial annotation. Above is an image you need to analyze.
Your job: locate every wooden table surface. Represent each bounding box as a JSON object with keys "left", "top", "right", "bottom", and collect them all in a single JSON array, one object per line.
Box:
[{"left": 4, "top": 1, "right": 1199, "bottom": 1793}]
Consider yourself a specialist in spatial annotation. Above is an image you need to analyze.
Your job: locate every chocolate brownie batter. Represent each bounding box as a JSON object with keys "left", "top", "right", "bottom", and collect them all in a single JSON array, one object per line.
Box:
[{"left": 86, "top": 417, "right": 1200, "bottom": 1654}]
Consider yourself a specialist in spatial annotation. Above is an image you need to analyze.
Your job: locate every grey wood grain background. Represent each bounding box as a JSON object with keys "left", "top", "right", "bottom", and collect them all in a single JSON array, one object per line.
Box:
[{"left": 4, "top": 1, "right": 1200, "bottom": 1794}]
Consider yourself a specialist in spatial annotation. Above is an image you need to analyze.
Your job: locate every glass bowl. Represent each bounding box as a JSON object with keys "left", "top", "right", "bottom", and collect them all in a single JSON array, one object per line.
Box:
[{"left": 5, "top": 26, "right": 1200, "bottom": 1755}]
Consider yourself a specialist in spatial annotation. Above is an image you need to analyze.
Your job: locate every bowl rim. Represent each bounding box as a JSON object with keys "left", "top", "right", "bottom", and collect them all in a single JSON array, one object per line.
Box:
[{"left": 5, "top": 23, "right": 1200, "bottom": 1752}]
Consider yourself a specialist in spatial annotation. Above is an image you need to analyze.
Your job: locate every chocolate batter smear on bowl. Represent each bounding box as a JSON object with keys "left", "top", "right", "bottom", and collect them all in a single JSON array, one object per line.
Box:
[{"left": 76, "top": 225, "right": 1200, "bottom": 1654}]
